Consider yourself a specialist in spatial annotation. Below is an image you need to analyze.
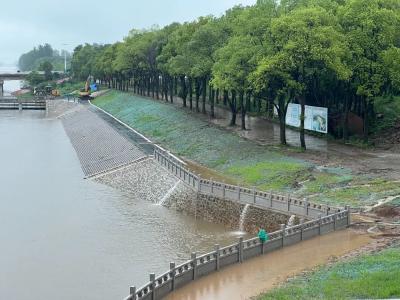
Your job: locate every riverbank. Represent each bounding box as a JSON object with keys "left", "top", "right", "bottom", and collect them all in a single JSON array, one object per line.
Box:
[
  {"left": 93, "top": 91, "right": 400, "bottom": 208},
  {"left": 258, "top": 238, "right": 400, "bottom": 299},
  {"left": 164, "top": 229, "right": 371, "bottom": 300}
]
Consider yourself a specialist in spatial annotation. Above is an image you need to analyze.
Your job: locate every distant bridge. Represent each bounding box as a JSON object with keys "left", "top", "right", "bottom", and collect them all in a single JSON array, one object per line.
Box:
[{"left": 0, "top": 71, "right": 44, "bottom": 81}]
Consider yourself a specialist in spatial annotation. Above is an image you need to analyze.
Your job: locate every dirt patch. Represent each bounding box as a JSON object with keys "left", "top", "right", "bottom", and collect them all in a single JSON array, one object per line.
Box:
[{"left": 373, "top": 205, "right": 400, "bottom": 218}]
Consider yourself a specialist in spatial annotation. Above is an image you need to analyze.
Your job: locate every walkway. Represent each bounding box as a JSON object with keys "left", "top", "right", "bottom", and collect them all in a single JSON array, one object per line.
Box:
[{"left": 165, "top": 229, "right": 370, "bottom": 300}]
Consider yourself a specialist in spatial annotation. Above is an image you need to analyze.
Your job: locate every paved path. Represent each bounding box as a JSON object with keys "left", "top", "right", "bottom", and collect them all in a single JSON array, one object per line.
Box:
[{"left": 61, "top": 105, "right": 146, "bottom": 177}]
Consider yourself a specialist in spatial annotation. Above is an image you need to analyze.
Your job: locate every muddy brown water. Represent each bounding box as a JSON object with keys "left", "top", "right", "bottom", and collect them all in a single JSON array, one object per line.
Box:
[
  {"left": 166, "top": 230, "right": 371, "bottom": 300},
  {"left": 0, "top": 110, "right": 247, "bottom": 300}
]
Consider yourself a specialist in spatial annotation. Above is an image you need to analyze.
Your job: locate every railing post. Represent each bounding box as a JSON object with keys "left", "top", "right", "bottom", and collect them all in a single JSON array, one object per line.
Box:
[
  {"left": 238, "top": 237, "right": 244, "bottom": 263},
  {"left": 269, "top": 191, "right": 273, "bottom": 207},
  {"left": 130, "top": 286, "right": 136, "bottom": 299},
  {"left": 280, "top": 224, "right": 286, "bottom": 247},
  {"left": 170, "top": 262, "right": 176, "bottom": 291},
  {"left": 237, "top": 187, "right": 241, "bottom": 201},
  {"left": 150, "top": 273, "right": 156, "bottom": 300},
  {"left": 210, "top": 178, "right": 214, "bottom": 194},
  {"left": 318, "top": 214, "right": 322, "bottom": 235},
  {"left": 333, "top": 213, "right": 337, "bottom": 231},
  {"left": 345, "top": 205, "right": 351, "bottom": 227},
  {"left": 287, "top": 194, "right": 291, "bottom": 212},
  {"left": 253, "top": 187, "right": 256, "bottom": 204},
  {"left": 197, "top": 176, "right": 201, "bottom": 192},
  {"left": 215, "top": 244, "right": 220, "bottom": 271},
  {"left": 300, "top": 218, "right": 304, "bottom": 240},
  {"left": 222, "top": 184, "right": 226, "bottom": 199},
  {"left": 191, "top": 252, "right": 197, "bottom": 280},
  {"left": 304, "top": 198, "right": 309, "bottom": 217}
]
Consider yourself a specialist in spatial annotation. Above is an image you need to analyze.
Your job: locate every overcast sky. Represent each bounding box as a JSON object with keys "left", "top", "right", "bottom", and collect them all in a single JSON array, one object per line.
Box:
[{"left": 0, "top": 0, "right": 256, "bottom": 65}]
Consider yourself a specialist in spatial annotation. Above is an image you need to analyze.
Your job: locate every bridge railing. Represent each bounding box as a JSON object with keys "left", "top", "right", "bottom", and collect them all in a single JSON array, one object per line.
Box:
[
  {"left": 153, "top": 148, "right": 344, "bottom": 219},
  {"left": 124, "top": 208, "right": 350, "bottom": 300}
]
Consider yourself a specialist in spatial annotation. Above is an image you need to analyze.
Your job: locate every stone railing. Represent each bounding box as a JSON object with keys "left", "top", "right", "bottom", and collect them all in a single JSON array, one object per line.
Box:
[
  {"left": 153, "top": 148, "right": 344, "bottom": 219},
  {"left": 123, "top": 209, "right": 350, "bottom": 300}
]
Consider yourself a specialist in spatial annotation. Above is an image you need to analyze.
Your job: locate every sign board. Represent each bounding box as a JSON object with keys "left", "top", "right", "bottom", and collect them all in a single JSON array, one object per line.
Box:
[{"left": 285, "top": 103, "right": 328, "bottom": 133}]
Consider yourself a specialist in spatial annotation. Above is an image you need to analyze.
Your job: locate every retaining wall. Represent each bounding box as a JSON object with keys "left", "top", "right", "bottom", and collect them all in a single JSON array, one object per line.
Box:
[
  {"left": 154, "top": 148, "right": 344, "bottom": 219},
  {"left": 167, "top": 192, "right": 291, "bottom": 234}
]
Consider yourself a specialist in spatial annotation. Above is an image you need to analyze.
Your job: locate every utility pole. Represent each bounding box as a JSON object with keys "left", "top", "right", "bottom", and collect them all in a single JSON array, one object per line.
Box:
[{"left": 62, "top": 43, "right": 69, "bottom": 74}]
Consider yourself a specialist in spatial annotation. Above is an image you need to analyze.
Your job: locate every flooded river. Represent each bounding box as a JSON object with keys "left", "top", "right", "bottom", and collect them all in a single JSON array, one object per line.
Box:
[{"left": 0, "top": 110, "right": 240, "bottom": 300}]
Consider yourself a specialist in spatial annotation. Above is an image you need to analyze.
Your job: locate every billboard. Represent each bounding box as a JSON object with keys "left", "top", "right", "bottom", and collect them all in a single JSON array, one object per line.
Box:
[{"left": 285, "top": 103, "right": 328, "bottom": 133}]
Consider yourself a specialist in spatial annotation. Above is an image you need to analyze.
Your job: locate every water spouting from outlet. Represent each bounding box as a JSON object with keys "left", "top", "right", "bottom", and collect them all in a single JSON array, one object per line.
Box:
[
  {"left": 158, "top": 180, "right": 180, "bottom": 206},
  {"left": 287, "top": 215, "right": 296, "bottom": 227},
  {"left": 239, "top": 204, "right": 250, "bottom": 232}
]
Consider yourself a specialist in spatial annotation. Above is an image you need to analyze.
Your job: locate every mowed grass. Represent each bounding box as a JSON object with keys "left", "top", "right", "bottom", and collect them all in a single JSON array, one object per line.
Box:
[
  {"left": 94, "top": 91, "right": 311, "bottom": 192},
  {"left": 93, "top": 91, "right": 400, "bottom": 207},
  {"left": 259, "top": 246, "right": 400, "bottom": 300}
]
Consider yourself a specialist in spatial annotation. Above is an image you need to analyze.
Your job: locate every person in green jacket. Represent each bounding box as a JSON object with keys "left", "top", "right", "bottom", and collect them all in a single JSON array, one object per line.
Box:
[{"left": 258, "top": 228, "right": 269, "bottom": 243}]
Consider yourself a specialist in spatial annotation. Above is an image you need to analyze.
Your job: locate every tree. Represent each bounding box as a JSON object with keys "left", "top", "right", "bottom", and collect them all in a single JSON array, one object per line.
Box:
[
  {"left": 39, "top": 61, "right": 54, "bottom": 81},
  {"left": 212, "top": 35, "right": 262, "bottom": 129},
  {"left": 266, "top": 6, "right": 351, "bottom": 149},
  {"left": 339, "top": 0, "right": 400, "bottom": 142}
]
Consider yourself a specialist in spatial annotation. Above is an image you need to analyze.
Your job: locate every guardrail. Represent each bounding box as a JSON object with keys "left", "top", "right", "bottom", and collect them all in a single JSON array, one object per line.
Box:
[
  {"left": 153, "top": 148, "right": 343, "bottom": 219},
  {"left": 124, "top": 208, "right": 350, "bottom": 300},
  {"left": 0, "top": 98, "right": 46, "bottom": 110}
]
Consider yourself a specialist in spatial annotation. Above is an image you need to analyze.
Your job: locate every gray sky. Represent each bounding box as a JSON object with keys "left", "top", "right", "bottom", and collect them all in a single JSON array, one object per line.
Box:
[{"left": 0, "top": 0, "right": 256, "bottom": 65}]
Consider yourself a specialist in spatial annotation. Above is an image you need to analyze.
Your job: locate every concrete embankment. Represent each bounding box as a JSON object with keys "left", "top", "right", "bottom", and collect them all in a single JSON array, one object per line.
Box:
[
  {"left": 50, "top": 100, "right": 296, "bottom": 235},
  {"left": 60, "top": 105, "right": 146, "bottom": 177}
]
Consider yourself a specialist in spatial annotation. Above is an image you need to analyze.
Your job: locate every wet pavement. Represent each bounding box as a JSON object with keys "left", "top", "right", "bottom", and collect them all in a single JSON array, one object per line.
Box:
[{"left": 165, "top": 229, "right": 371, "bottom": 300}]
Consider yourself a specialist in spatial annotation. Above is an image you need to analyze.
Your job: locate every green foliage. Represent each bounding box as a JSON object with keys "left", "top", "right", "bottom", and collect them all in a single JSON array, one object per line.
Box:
[
  {"left": 259, "top": 246, "right": 400, "bottom": 300},
  {"left": 26, "top": 71, "right": 45, "bottom": 86},
  {"left": 69, "top": 0, "right": 400, "bottom": 144},
  {"left": 39, "top": 61, "right": 53, "bottom": 80},
  {"left": 18, "top": 43, "right": 71, "bottom": 71}
]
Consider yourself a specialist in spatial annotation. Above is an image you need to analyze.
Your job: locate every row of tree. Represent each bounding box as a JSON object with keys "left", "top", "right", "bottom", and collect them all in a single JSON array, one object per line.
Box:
[
  {"left": 18, "top": 44, "right": 71, "bottom": 72},
  {"left": 71, "top": 0, "right": 400, "bottom": 149}
]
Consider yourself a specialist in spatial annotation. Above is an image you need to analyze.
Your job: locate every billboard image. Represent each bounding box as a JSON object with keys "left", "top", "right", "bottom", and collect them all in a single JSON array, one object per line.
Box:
[{"left": 285, "top": 103, "right": 328, "bottom": 134}]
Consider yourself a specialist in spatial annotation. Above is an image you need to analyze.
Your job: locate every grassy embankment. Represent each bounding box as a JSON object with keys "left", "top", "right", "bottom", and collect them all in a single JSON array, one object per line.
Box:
[
  {"left": 258, "top": 246, "right": 400, "bottom": 300},
  {"left": 93, "top": 91, "right": 400, "bottom": 207}
]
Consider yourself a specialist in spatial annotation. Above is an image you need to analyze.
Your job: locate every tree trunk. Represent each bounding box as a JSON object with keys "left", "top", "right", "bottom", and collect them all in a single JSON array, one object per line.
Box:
[
  {"left": 189, "top": 77, "right": 193, "bottom": 110},
  {"left": 343, "top": 96, "right": 350, "bottom": 142},
  {"left": 223, "top": 90, "right": 228, "bottom": 106},
  {"left": 300, "top": 96, "right": 306, "bottom": 150},
  {"left": 229, "top": 91, "right": 237, "bottom": 126},
  {"left": 216, "top": 89, "right": 220, "bottom": 105},
  {"left": 210, "top": 88, "right": 215, "bottom": 118},
  {"left": 202, "top": 77, "right": 207, "bottom": 114},
  {"left": 363, "top": 98, "right": 369, "bottom": 143},
  {"left": 278, "top": 95, "right": 287, "bottom": 145},
  {"left": 170, "top": 76, "right": 173, "bottom": 103},
  {"left": 195, "top": 79, "right": 200, "bottom": 112},
  {"left": 180, "top": 76, "right": 187, "bottom": 107},
  {"left": 240, "top": 91, "right": 246, "bottom": 130}
]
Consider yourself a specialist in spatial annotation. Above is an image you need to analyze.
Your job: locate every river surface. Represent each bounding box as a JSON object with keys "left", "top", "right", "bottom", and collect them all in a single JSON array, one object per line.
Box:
[
  {"left": 0, "top": 110, "right": 241, "bottom": 300},
  {"left": 0, "top": 66, "right": 22, "bottom": 95}
]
